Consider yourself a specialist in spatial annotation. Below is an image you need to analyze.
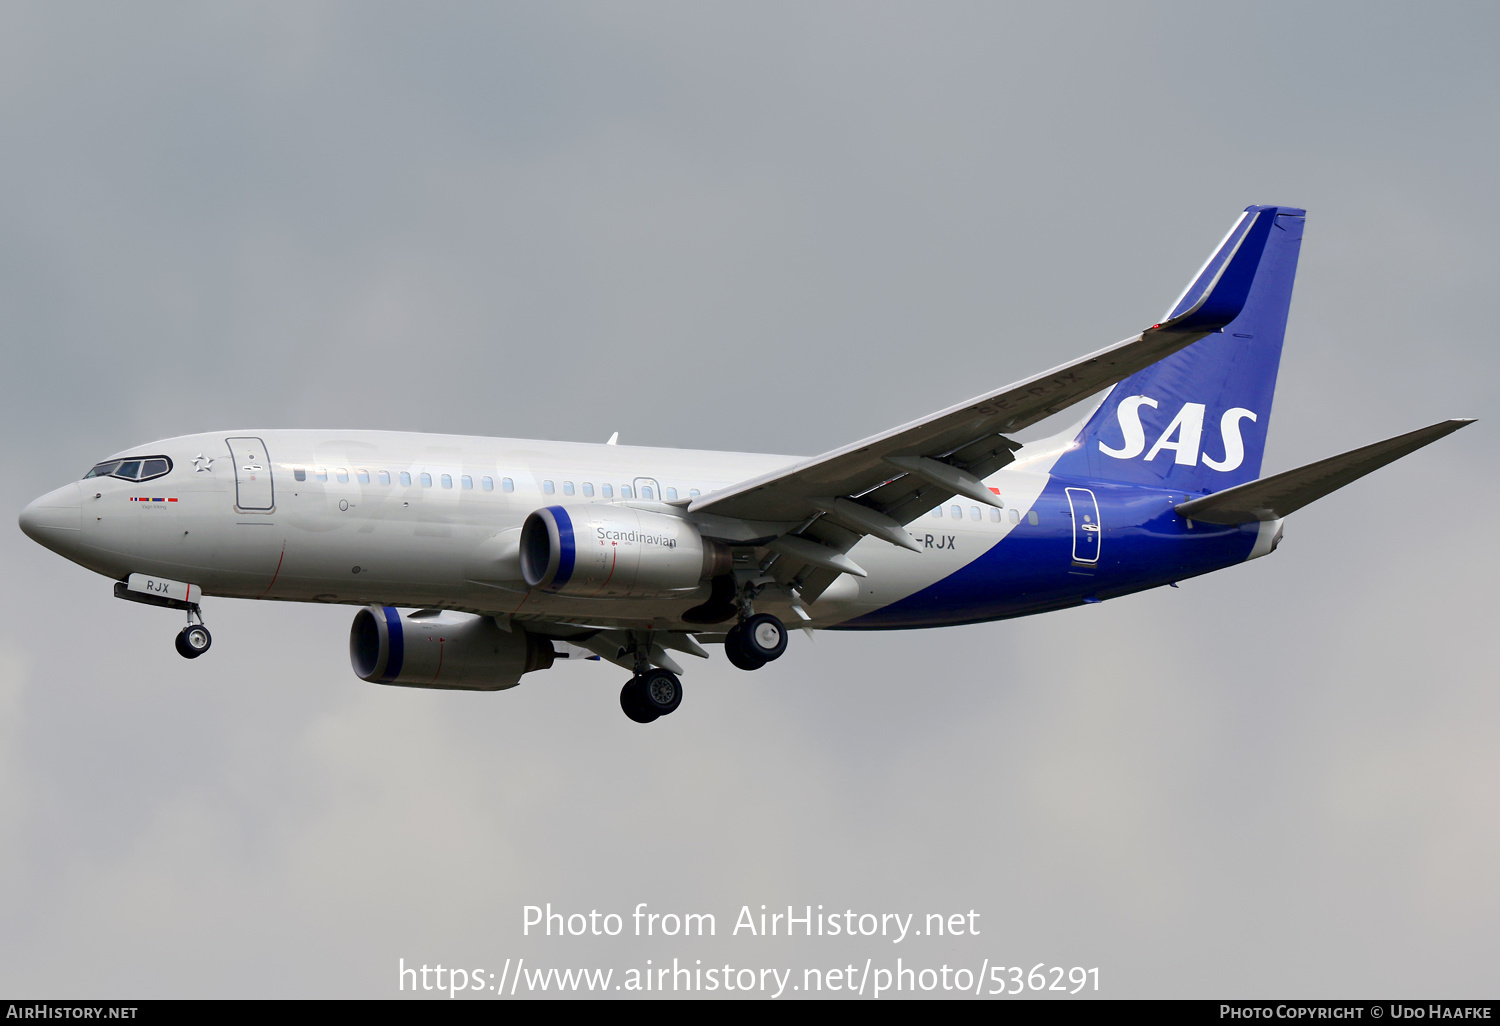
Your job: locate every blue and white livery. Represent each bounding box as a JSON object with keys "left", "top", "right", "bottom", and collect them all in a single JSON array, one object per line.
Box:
[{"left": 19, "top": 206, "right": 1472, "bottom": 722}]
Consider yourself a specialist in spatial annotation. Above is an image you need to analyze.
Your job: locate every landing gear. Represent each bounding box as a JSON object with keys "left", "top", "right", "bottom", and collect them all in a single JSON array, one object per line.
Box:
[
  {"left": 619, "top": 668, "right": 683, "bottom": 724},
  {"left": 174, "top": 605, "right": 211, "bottom": 659},
  {"left": 620, "top": 678, "right": 658, "bottom": 723},
  {"left": 175, "top": 624, "right": 211, "bottom": 659},
  {"left": 724, "top": 613, "right": 787, "bottom": 671},
  {"left": 723, "top": 629, "right": 766, "bottom": 671}
]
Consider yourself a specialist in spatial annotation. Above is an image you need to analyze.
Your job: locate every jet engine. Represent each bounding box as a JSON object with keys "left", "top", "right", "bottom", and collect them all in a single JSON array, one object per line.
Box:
[
  {"left": 520, "top": 505, "right": 732, "bottom": 599},
  {"left": 350, "top": 606, "right": 554, "bottom": 691}
]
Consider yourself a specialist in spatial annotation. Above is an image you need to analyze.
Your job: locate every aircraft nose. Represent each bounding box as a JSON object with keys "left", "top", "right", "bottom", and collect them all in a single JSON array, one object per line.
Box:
[{"left": 19, "top": 482, "right": 83, "bottom": 551}]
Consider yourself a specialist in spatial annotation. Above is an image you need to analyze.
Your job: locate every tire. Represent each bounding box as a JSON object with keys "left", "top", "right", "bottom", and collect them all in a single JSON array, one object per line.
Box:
[
  {"left": 620, "top": 678, "right": 659, "bottom": 723},
  {"left": 741, "top": 613, "right": 788, "bottom": 662},
  {"left": 637, "top": 668, "right": 683, "bottom": 715},
  {"left": 183, "top": 625, "right": 211, "bottom": 656},
  {"left": 176, "top": 626, "right": 211, "bottom": 659},
  {"left": 723, "top": 624, "right": 767, "bottom": 671}
]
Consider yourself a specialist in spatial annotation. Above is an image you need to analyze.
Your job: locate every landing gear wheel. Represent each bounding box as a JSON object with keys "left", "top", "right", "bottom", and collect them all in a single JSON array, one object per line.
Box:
[
  {"left": 638, "top": 668, "right": 683, "bottom": 716},
  {"left": 620, "top": 678, "right": 660, "bottom": 724},
  {"left": 741, "top": 613, "right": 788, "bottom": 662},
  {"left": 176, "top": 625, "right": 211, "bottom": 659},
  {"left": 723, "top": 623, "right": 767, "bottom": 671}
]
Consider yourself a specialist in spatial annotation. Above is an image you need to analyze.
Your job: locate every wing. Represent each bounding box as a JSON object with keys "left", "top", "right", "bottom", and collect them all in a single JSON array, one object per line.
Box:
[{"left": 687, "top": 205, "right": 1284, "bottom": 599}]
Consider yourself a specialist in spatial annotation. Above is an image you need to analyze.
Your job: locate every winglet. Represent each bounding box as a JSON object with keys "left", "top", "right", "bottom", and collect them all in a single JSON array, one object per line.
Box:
[{"left": 1155, "top": 205, "right": 1294, "bottom": 333}]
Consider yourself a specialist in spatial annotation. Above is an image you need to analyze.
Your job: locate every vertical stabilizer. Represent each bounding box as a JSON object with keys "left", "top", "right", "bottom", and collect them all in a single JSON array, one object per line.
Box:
[{"left": 1052, "top": 205, "right": 1305, "bottom": 492}]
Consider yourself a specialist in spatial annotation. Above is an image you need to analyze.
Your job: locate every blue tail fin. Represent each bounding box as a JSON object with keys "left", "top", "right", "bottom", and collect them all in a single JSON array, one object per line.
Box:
[{"left": 1056, "top": 205, "right": 1305, "bottom": 493}]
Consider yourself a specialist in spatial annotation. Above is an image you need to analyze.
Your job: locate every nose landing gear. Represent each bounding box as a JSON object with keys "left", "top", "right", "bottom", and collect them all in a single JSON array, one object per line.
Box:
[
  {"left": 112, "top": 578, "right": 213, "bottom": 661},
  {"left": 174, "top": 607, "right": 212, "bottom": 659}
]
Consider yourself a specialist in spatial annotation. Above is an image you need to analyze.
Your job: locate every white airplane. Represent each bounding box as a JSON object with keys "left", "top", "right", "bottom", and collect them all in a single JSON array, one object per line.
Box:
[{"left": 19, "top": 206, "right": 1471, "bottom": 722}]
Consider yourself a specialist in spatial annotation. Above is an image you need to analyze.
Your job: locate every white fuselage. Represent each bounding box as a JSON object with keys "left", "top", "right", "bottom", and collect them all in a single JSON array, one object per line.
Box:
[{"left": 37, "top": 429, "right": 1069, "bottom": 632}]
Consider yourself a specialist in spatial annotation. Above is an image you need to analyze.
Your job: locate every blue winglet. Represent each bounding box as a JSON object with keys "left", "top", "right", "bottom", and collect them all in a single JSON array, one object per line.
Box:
[{"left": 1158, "top": 205, "right": 1293, "bottom": 333}]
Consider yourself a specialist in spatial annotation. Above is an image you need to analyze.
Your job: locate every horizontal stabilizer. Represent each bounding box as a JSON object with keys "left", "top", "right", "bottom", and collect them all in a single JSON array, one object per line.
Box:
[{"left": 1176, "top": 418, "right": 1474, "bottom": 525}]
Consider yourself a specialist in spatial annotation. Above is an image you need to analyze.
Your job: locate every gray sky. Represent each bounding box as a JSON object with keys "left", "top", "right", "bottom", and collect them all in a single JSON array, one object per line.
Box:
[{"left": 2, "top": 0, "right": 1495, "bottom": 999}]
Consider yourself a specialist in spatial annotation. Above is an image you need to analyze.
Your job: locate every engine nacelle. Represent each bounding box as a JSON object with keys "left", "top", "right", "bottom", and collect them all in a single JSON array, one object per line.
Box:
[
  {"left": 349, "top": 606, "right": 554, "bottom": 691},
  {"left": 520, "top": 504, "right": 732, "bottom": 599}
]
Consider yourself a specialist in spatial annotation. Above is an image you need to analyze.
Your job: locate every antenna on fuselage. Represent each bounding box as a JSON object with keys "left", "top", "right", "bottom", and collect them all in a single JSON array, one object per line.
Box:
[{"left": 606, "top": 432, "right": 618, "bottom": 445}]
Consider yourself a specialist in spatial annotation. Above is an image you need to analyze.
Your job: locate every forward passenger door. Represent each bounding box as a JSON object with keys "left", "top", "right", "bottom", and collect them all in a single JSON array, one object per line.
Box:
[{"left": 226, "top": 437, "right": 274, "bottom": 511}]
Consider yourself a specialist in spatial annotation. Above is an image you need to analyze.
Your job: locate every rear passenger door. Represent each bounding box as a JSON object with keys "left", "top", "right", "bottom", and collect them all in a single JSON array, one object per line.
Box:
[{"left": 1065, "top": 487, "right": 1100, "bottom": 565}]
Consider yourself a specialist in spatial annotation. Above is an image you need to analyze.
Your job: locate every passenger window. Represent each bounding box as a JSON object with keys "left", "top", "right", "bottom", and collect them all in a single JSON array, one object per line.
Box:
[
  {"left": 114, "top": 460, "right": 142, "bottom": 480},
  {"left": 481, "top": 476, "right": 494, "bottom": 491},
  {"left": 602, "top": 483, "right": 613, "bottom": 498},
  {"left": 357, "top": 470, "right": 370, "bottom": 484},
  {"left": 582, "top": 482, "right": 594, "bottom": 497},
  {"left": 951, "top": 504, "right": 963, "bottom": 520},
  {"left": 502, "top": 478, "right": 514, "bottom": 493},
  {"left": 461, "top": 475, "right": 473, "bottom": 490},
  {"left": 1027, "top": 511, "right": 1039, "bottom": 525},
  {"left": 621, "top": 484, "right": 633, "bottom": 498},
  {"left": 989, "top": 508, "right": 1001, "bottom": 522},
  {"left": 400, "top": 471, "right": 412, "bottom": 486},
  {"left": 441, "top": 474, "right": 452, "bottom": 489},
  {"left": 563, "top": 481, "right": 574, "bottom": 496},
  {"left": 932, "top": 506, "right": 943, "bottom": 518},
  {"left": 1009, "top": 508, "right": 1020, "bottom": 524},
  {"left": 543, "top": 480, "right": 555, "bottom": 495},
  {"left": 337, "top": 469, "right": 349, "bottom": 483},
  {"left": 294, "top": 467, "right": 307, "bottom": 482},
  {"left": 971, "top": 506, "right": 981, "bottom": 521},
  {"left": 379, "top": 470, "right": 391, "bottom": 485},
  {"left": 665, "top": 487, "right": 677, "bottom": 500},
  {"left": 420, "top": 473, "right": 432, "bottom": 487},
  {"left": 689, "top": 488, "right": 700, "bottom": 498},
  {"left": 316, "top": 468, "right": 328, "bottom": 482}
]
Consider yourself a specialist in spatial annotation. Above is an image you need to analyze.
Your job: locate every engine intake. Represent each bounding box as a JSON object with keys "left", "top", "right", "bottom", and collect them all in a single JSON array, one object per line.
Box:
[
  {"left": 520, "top": 505, "right": 731, "bottom": 599},
  {"left": 350, "top": 606, "right": 554, "bottom": 691}
]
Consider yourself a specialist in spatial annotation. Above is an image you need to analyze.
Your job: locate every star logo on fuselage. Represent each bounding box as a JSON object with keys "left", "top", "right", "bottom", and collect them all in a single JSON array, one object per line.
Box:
[{"left": 192, "top": 454, "right": 215, "bottom": 473}]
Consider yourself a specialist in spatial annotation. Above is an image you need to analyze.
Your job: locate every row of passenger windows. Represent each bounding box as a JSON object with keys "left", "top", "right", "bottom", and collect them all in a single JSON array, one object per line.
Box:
[
  {"left": 287, "top": 465, "right": 1039, "bottom": 525},
  {"left": 541, "top": 481, "right": 699, "bottom": 500},
  {"left": 931, "top": 504, "right": 1039, "bottom": 525},
  {"left": 295, "top": 467, "right": 508, "bottom": 490},
  {"left": 289, "top": 466, "right": 703, "bottom": 501}
]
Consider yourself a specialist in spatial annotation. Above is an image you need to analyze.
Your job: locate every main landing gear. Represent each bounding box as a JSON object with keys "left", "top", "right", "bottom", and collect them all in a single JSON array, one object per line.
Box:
[
  {"left": 724, "top": 613, "right": 788, "bottom": 672},
  {"left": 620, "top": 667, "right": 684, "bottom": 724},
  {"left": 614, "top": 596, "right": 791, "bottom": 722},
  {"left": 174, "top": 605, "right": 212, "bottom": 660},
  {"left": 617, "top": 631, "right": 685, "bottom": 724}
]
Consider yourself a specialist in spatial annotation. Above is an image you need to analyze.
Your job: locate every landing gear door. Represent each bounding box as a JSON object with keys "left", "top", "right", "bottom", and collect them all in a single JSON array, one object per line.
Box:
[
  {"left": 226, "top": 436, "right": 274, "bottom": 512},
  {"left": 1065, "top": 487, "right": 1100, "bottom": 565}
]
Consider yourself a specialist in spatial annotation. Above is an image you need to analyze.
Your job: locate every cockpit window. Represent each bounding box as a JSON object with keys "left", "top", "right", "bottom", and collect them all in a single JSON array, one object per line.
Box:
[{"left": 82, "top": 456, "right": 173, "bottom": 482}]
